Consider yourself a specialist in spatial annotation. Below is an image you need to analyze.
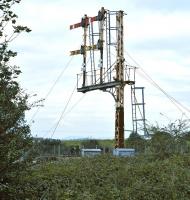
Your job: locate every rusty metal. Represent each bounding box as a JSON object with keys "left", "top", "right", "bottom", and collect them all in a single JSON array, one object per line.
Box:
[
  {"left": 70, "top": 8, "right": 135, "bottom": 148},
  {"left": 131, "top": 86, "right": 148, "bottom": 136},
  {"left": 114, "top": 11, "right": 125, "bottom": 148},
  {"left": 82, "top": 15, "right": 88, "bottom": 87},
  {"left": 70, "top": 44, "right": 98, "bottom": 56},
  {"left": 98, "top": 8, "right": 105, "bottom": 84}
]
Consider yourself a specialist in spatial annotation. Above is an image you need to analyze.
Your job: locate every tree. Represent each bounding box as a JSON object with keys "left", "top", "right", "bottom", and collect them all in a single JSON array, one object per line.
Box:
[
  {"left": 126, "top": 132, "right": 146, "bottom": 153},
  {"left": 81, "top": 139, "right": 100, "bottom": 149},
  {"left": 148, "top": 120, "right": 190, "bottom": 158},
  {"left": 150, "top": 130, "right": 174, "bottom": 158},
  {"left": 0, "top": 0, "right": 32, "bottom": 198}
]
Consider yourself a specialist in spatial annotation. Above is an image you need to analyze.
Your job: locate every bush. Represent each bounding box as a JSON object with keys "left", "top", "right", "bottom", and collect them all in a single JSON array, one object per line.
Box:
[{"left": 15, "top": 154, "right": 190, "bottom": 200}]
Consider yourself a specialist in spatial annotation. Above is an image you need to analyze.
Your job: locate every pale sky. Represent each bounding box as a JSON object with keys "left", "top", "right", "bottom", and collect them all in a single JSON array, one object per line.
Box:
[{"left": 10, "top": 0, "right": 190, "bottom": 139}]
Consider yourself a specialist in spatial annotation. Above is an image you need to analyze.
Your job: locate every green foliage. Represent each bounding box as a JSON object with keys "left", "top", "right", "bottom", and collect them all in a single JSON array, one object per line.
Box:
[
  {"left": 81, "top": 139, "right": 100, "bottom": 148},
  {"left": 3, "top": 120, "right": 190, "bottom": 199},
  {"left": 149, "top": 130, "right": 174, "bottom": 158},
  {"left": 147, "top": 120, "right": 190, "bottom": 158},
  {"left": 0, "top": 0, "right": 33, "bottom": 198},
  {"left": 14, "top": 154, "right": 190, "bottom": 200},
  {"left": 126, "top": 132, "right": 146, "bottom": 153}
]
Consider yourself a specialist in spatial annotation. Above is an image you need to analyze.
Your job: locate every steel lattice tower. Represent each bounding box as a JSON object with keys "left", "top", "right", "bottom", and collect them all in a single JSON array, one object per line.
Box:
[{"left": 70, "top": 8, "right": 136, "bottom": 148}]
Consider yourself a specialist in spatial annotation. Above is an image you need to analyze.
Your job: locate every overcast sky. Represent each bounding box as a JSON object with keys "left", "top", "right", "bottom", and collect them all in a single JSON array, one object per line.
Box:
[{"left": 11, "top": 0, "right": 190, "bottom": 139}]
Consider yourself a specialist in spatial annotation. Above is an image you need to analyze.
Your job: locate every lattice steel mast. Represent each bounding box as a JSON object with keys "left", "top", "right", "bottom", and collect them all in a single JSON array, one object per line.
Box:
[
  {"left": 115, "top": 11, "right": 125, "bottom": 147},
  {"left": 70, "top": 8, "right": 135, "bottom": 148}
]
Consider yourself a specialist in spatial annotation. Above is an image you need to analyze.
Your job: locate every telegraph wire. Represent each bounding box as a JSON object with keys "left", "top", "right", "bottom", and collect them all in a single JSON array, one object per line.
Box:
[
  {"left": 64, "top": 94, "right": 86, "bottom": 116},
  {"left": 43, "top": 94, "right": 86, "bottom": 139},
  {"left": 125, "top": 51, "right": 190, "bottom": 119},
  {"left": 26, "top": 83, "right": 79, "bottom": 164},
  {"left": 136, "top": 69, "right": 189, "bottom": 117},
  {"left": 137, "top": 68, "right": 190, "bottom": 119},
  {"left": 40, "top": 56, "right": 90, "bottom": 138},
  {"left": 48, "top": 55, "right": 92, "bottom": 138},
  {"left": 50, "top": 82, "right": 78, "bottom": 138},
  {"left": 29, "top": 56, "right": 74, "bottom": 124}
]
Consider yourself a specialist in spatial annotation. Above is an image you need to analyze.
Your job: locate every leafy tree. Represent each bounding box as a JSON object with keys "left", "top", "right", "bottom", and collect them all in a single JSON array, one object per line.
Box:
[
  {"left": 150, "top": 130, "right": 174, "bottom": 158},
  {"left": 126, "top": 132, "right": 146, "bottom": 153},
  {"left": 183, "top": 131, "right": 190, "bottom": 141},
  {"left": 165, "top": 119, "right": 190, "bottom": 139},
  {"left": 81, "top": 139, "right": 100, "bottom": 149},
  {"left": 148, "top": 120, "right": 190, "bottom": 158},
  {"left": 0, "top": 0, "right": 32, "bottom": 198}
]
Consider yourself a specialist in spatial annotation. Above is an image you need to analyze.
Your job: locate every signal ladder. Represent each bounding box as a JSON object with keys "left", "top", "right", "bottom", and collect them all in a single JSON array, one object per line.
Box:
[{"left": 131, "top": 86, "right": 148, "bottom": 136}]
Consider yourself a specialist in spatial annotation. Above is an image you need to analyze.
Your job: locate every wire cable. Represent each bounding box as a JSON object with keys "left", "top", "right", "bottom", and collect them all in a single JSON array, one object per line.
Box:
[
  {"left": 43, "top": 94, "right": 86, "bottom": 138},
  {"left": 40, "top": 56, "right": 90, "bottom": 139},
  {"left": 29, "top": 56, "right": 74, "bottom": 124},
  {"left": 50, "top": 82, "right": 78, "bottom": 138},
  {"left": 125, "top": 50, "right": 190, "bottom": 119},
  {"left": 64, "top": 94, "right": 86, "bottom": 116},
  {"left": 137, "top": 69, "right": 190, "bottom": 119}
]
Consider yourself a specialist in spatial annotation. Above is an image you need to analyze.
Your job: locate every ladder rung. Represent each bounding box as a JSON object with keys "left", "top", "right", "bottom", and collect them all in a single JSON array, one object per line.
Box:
[
  {"left": 132, "top": 103, "right": 145, "bottom": 106},
  {"left": 110, "top": 27, "right": 117, "bottom": 30},
  {"left": 133, "top": 119, "right": 145, "bottom": 122},
  {"left": 108, "top": 43, "right": 116, "bottom": 45},
  {"left": 134, "top": 87, "right": 145, "bottom": 89},
  {"left": 92, "top": 33, "right": 100, "bottom": 36}
]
